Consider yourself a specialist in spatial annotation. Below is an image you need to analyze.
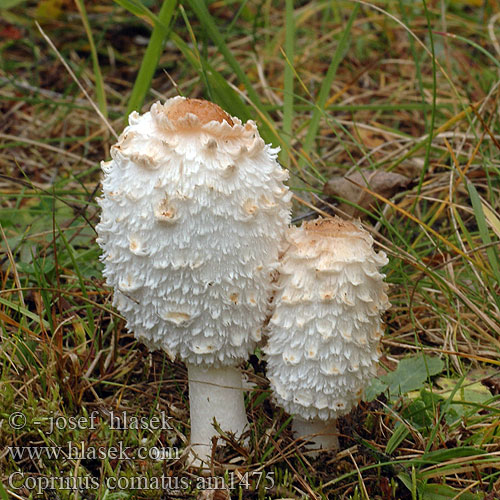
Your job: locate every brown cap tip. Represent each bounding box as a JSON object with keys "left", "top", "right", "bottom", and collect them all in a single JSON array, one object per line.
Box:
[
  {"left": 166, "top": 98, "right": 234, "bottom": 126},
  {"left": 303, "top": 217, "right": 359, "bottom": 237}
]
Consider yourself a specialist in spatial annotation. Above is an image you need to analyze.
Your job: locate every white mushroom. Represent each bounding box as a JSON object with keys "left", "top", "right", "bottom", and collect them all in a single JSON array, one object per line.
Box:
[
  {"left": 265, "top": 217, "right": 389, "bottom": 451},
  {"left": 96, "top": 97, "right": 291, "bottom": 465}
]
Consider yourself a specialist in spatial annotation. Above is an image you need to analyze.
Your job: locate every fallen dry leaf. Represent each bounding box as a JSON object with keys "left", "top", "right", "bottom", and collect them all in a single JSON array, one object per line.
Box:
[{"left": 323, "top": 168, "right": 412, "bottom": 217}]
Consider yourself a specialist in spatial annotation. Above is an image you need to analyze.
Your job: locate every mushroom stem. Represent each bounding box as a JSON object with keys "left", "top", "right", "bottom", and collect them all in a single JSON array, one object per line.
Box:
[
  {"left": 292, "top": 417, "right": 339, "bottom": 451},
  {"left": 187, "top": 363, "right": 249, "bottom": 466}
]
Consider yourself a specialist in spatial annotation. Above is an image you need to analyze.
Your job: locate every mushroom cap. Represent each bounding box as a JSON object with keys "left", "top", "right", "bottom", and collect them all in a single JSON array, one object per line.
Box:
[
  {"left": 165, "top": 98, "right": 234, "bottom": 126},
  {"left": 265, "top": 217, "right": 390, "bottom": 421},
  {"left": 97, "top": 97, "right": 291, "bottom": 367}
]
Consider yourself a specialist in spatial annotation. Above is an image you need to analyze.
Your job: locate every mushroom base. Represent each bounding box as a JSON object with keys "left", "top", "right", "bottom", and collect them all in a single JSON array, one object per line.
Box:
[
  {"left": 187, "top": 363, "right": 249, "bottom": 468},
  {"left": 292, "top": 417, "right": 339, "bottom": 452}
]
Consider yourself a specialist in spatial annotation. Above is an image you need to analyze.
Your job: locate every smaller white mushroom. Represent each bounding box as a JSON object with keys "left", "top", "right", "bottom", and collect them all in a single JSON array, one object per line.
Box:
[{"left": 265, "top": 217, "right": 390, "bottom": 451}]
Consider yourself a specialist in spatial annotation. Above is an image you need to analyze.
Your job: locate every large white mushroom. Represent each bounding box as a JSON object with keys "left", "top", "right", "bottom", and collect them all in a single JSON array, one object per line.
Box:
[
  {"left": 96, "top": 97, "right": 291, "bottom": 464},
  {"left": 265, "top": 217, "right": 389, "bottom": 450}
]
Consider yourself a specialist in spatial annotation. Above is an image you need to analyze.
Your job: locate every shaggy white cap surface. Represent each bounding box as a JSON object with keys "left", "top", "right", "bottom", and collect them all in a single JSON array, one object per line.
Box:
[
  {"left": 96, "top": 97, "right": 291, "bottom": 367},
  {"left": 266, "top": 217, "right": 390, "bottom": 421}
]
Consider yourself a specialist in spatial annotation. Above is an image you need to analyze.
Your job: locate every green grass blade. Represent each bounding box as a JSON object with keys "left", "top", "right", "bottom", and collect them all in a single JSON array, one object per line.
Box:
[
  {"left": 482, "top": 202, "right": 500, "bottom": 238},
  {"left": 205, "top": 68, "right": 254, "bottom": 123},
  {"left": 424, "top": 374, "right": 466, "bottom": 455},
  {"left": 176, "top": 3, "right": 252, "bottom": 122},
  {"left": 260, "top": 415, "right": 293, "bottom": 463},
  {"left": 55, "top": 221, "right": 95, "bottom": 333},
  {"left": 169, "top": 32, "right": 253, "bottom": 123},
  {"left": 468, "top": 182, "right": 500, "bottom": 286},
  {"left": 187, "top": 0, "right": 264, "bottom": 111},
  {"left": 0, "top": 296, "right": 50, "bottom": 330},
  {"left": 74, "top": 0, "right": 107, "bottom": 117},
  {"left": 226, "top": 0, "right": 250, "bottom": 32},
  {"left": 113, "top": 0, "right": 142, "bottom": 17},
  {"left": 113, "top": 0, "right": 160, "bottom": 25},
  {"left": 170, "top": 32, "right": 201, "bottom": 68},
  {"left": 187, "top": 0, "right": 284, "bottom": 147},
  {"left": 385, "top": 422, "right": 410, "bottom": 455},
  {"left": 282, "top": 0, "right": 295, "bottom": 163},
  {"left": 0, "top": 480, "right": 9, "bottom": 500},
  {"left": 170, "top": 33, "right": 282, "bottom": 148},
  {"left": 171, "top": 0, "right": 288, "bottom": 149},
  {"left": 435, "top": 31, "right": 500, "bottom": 69},
  {"left": 29, "top": 247, "right": 54, "bottom": 332},
  {"left": 125, "top": 0, "right": 177, "bottom": 118},
  {"left": 398, "top": 0, "right": 428, "bottom": 130},
  {"left": 178, "top": 4, "right": 211, "bottom": 97},
  {"left": 420, "top": 0, "right": 437, "bottom": 179},
  {"left": 299, "top": 4, "right": 359, "bottom": 168}
]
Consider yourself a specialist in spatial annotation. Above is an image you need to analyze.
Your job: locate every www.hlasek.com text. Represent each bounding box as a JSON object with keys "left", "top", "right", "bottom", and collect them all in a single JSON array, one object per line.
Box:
[{"left": 8, "top": 442, "right": 179, "bottom": 461}]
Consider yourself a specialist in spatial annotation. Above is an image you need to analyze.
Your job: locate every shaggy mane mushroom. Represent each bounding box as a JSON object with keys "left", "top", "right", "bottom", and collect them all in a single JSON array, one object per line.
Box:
[
  {"left": 265, "top": 217, "right": 390, "bottom": 451},
  {"left": 97, "top": 97, "right": 291, "bottom": 466}
]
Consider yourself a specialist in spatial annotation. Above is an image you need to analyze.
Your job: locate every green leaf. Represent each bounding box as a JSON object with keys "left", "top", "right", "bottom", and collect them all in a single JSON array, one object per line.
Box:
[
  {"left": 17, "top": 259, "right": 54, "bottom": 276},
  {"left": 364, "top": 355, "right": 445, "bottom": 402},
  {"left": 363, "top": 377, "right": 388, "bottom": 402},
  {"left": 436, "top": 376, "right": 494, "bottom": 407},
  {"left": 383, "top": 355, "right": 445, "bottom": 398},
  {"left": 403, "top": 395, "right": 434, "bottom": 428},
  {"left": 398, "top": 473, "right": 484, "bottom": 500}
]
